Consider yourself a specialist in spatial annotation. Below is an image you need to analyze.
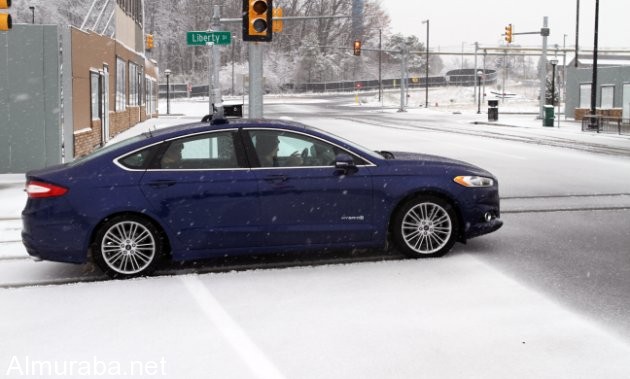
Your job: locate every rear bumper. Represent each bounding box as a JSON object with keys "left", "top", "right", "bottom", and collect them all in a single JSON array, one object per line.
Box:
[{"left": 21, "top": 211, "right": 90, "bottom": 264}]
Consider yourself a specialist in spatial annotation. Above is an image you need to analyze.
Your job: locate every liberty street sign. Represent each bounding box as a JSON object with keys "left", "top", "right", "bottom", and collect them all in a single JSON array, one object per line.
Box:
[{"left": 187, "top": 31, "right": 231, "bottom": 46}]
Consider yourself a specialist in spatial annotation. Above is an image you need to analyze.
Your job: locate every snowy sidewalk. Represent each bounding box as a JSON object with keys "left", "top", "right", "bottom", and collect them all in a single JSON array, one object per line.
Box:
[{"left": 0, "top": 175, "right": 27, "bottom": 260}]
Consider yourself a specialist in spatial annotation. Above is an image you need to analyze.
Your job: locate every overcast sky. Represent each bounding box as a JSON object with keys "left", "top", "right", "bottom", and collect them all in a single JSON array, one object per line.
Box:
[{"left": 381, "top": 0, "right": 627, "bottom": 52}]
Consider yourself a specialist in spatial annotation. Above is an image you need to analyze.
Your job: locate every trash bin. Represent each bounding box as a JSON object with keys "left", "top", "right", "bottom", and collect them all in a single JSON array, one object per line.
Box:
[
  {"left": 543, "top": 105, "right": 554, "bottom": 127},
  {"left": 488, "top": 100, "right": 499, "bottom": 122}
]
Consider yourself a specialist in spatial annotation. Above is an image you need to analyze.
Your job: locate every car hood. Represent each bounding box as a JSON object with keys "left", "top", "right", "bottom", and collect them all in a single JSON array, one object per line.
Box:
[{"left": 385, "top": 151, "right": 494, "bottom": 177}]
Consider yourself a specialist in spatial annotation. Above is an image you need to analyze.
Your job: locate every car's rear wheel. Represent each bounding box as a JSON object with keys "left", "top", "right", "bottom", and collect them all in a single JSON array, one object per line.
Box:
[
  {"left": 93, "top": 215, "right": 164, "bottom": 279},
  {"left": 392, "top": 196, "right": 458, "bottom": 258}
]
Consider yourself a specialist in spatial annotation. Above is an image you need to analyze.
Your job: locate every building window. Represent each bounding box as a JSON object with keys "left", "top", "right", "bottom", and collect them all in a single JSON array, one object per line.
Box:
[
  {"left": 116, "top": 0, "right": 143, "bottom": 27},
  {"left": 116, "top": 57, "right": 126, "bottom": 111},
  {"left": 623, "top": 84, "right": 630, "bottom": 119},
  {"left": 138, "top": 66, "right": 144, "bottom": 106},
  {"left": 90, "top": 71, "right": 101, "bottom": 121},
  {"left": 579, "top": 84, "right": 591, "bottom": 108},
  {"left": 129, "top": 62, "right": 138, "bottom": 106},
  {"left": 600, "top": 86, "right": 614, "bottom": 108}
]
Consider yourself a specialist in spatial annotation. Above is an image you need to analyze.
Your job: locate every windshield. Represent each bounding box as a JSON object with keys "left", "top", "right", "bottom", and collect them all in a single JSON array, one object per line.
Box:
[{"left": 307, "top": 126, "right": 383, "bottom": 161}]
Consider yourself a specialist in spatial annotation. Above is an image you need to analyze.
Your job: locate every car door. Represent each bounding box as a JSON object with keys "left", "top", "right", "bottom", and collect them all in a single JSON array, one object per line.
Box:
[
  {"left": 139, "top": 130, "right": 260, "bottom": 252},
  {"left": 245, "top": 129, "right": 375, "bottom": 247}
]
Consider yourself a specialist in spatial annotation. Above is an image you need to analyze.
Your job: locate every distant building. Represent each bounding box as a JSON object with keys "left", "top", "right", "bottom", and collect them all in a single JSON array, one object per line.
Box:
[
  {"left": 565, "top": 55, "right": 630, "bottom": 120},
  {"left": 0, "top": 0, "right": 158, "bottom": 173}
]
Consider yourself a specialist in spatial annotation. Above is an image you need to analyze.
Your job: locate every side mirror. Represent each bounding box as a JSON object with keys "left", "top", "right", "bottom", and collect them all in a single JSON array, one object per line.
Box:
[{"left": 334, "top": 153, "right": 358, "bottom": 175}]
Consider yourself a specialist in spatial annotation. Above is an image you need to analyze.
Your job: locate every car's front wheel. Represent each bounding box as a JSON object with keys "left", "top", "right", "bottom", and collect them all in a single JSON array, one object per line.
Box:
[
  {"left": 93, "top": 215, "right": 165, "bottom": 279},
  {"left": 392, "top": 196, "right": 458, "bottom": 258}
]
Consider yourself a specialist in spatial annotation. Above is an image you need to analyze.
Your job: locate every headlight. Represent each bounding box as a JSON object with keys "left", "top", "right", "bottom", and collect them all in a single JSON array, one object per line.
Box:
[{"left": 454, "top": 176, "right": 494, "bottom": 188}]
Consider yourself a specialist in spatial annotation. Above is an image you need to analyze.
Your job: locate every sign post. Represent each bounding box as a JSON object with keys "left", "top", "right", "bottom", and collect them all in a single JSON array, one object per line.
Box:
[{"left": 187, "top": 11, "right": 232, "bottom": 121}]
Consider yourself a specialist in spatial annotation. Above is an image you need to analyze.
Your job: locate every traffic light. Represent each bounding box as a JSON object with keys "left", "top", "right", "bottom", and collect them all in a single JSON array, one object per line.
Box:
[
  {"left": 353, "top": 40, "right": 361, "bottom": 56},
  {"left": 0, "top": 0, "right": 12, "bottom": 31},
  {"left": 243, "top": 0, "right": 273, "bottom": 42},
  {"left": 146, "top": 34, "right": 154, "bottom": 50},
  {"left": 504, "top": 24, "right": 513, "bottom": 43}
]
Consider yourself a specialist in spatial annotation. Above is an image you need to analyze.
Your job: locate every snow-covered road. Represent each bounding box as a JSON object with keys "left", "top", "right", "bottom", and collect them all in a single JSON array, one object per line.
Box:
[{"left": 2, "top": 254, "right": 630, "bottom": 378}]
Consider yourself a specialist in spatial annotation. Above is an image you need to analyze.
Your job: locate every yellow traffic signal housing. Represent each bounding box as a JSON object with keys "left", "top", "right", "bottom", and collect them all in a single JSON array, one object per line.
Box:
[
  {"left": 504, "top": 24, "right": 513, "bottom": 43},
  {"left": 243, "top": 0, "right": 273, "bottom": 42},
  {"left": 272, "top": 8, "right": 282, "bottom": 33},
  {"left": 146, "top": 34, "right": 154, "bottom": 50},
  {"left": 0, "top": 0, "right": 12, "bottom": 31},
  {"left": 353, "top": 40, "right": 362, "bottom": 56}
]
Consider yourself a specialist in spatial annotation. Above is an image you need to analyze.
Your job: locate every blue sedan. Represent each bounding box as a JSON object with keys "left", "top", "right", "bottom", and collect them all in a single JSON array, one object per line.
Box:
[{"left": 22, "top": 119, "right": 502, "bottom": 278}]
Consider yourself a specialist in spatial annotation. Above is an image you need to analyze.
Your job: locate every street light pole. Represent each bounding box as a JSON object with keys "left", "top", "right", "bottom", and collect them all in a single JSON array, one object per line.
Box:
[
  {"left": 550, "top": 59, "right": 558, "bottom": 106},
  {"left": 422, "top": 19, "right": 429, "bottom": 108},
  {"left": 550, "top": 59, "right": 558, "bottom": 128},
  {"left": 589, "top": 0, "right": 599, "bottom": 128},
  {"left": 231, "top": 32, "right": 236, "bottom": 96},
  {"left": 29, "top": 6, "right": 35, "bottom": 24},
  {"left": 378, "top": 28, "right": 382, "bottom": 104},
  {"left": 165, "top": 69, "right": 171, "bottom": 115},
  {"left": 477, "top": 71, "right": 483, "bottom": 114}
]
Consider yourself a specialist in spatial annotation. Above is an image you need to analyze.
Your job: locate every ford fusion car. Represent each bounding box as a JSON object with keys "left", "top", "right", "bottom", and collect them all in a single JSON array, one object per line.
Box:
[{"left": 22, "top": 119, "right": 502, "bottom": 278}]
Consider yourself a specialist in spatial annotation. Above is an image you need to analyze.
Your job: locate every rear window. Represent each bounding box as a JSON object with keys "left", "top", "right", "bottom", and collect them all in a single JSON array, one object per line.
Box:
[
  {"left": 118, "top": 145, "right": 159, "bottom": 170},
  {"left": 68, "top": 134, "right": 148, "bottom": 166}
]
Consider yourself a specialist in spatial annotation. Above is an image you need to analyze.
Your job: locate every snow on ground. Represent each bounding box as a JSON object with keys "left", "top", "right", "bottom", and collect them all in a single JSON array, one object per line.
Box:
[
  {"left": 0, "top": 174, "right": 25, "bottom": 219},
  {"left": 0, "top": 175, "right": 27, "bottom": 261},
  {"left": 2, "top": 257, "right": 630, "bottom": 378}
]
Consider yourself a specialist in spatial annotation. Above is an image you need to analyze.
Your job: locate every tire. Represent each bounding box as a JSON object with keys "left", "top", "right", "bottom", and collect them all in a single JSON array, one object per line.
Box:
[
  {"left": 92, "top": 215, "right": 165, "bottom": 279},
  {"left": 392, "top": 196, "right": 459, "bottom": 258}
]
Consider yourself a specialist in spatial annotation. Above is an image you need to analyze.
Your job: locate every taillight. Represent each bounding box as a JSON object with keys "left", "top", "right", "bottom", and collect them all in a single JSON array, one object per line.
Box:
[{"left": 25, "top": 181, "right": 68, "bottom": 198}]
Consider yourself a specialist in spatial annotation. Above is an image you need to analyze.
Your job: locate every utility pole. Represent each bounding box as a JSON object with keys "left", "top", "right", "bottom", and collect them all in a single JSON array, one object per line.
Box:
[
  {"left": 539, "top": 16, "right": 549, "bottom": 119},
  {"left": 575, "top": 0, "right": 580, "bottom": 67},
  {"left": 248, "top": 43, "right": 264, "bottom": 118},
  {"left": 509, "top": 19, "right": 551, "bottom": 118},
  {"left": 474, "top": 42, "right": 478, "bottom": 106}
]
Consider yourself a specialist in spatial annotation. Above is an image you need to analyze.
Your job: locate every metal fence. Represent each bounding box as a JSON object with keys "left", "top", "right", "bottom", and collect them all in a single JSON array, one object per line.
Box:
[
  {"left": 581, "top": 116, "right": 630, "bottom": 136},
  {"left": 159, "top": 69, "right": 499, "bottom": 98}
]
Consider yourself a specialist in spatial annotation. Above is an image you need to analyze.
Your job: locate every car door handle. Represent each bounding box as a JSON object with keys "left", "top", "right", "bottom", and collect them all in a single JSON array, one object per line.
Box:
[
  {"left": 146, "top": 180, "right": 177, "bottom": 188},
  {"left": 263, "top": 175, "right": 288, "bottom": 184}
]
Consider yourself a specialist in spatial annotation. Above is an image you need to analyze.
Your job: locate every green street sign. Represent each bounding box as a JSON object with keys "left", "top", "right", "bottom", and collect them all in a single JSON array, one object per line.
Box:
[{"left": 186, "top": 31, "right": 231, "bottom": 46}]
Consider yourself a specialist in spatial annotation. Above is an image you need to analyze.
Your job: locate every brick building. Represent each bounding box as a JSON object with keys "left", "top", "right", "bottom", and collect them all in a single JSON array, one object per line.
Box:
[{"left": 68, "top": 0, "right": 159, "bottom": 157}]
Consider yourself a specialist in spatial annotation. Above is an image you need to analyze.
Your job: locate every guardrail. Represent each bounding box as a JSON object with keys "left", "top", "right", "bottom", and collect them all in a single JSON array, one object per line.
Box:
[{"left": 581, "top": 115, "right": 630, "bottom": 136}]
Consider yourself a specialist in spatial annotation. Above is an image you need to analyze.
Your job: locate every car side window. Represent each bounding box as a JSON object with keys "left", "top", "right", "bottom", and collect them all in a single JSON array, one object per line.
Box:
[
  {"left": 159, "top": 132, "right": 240, "bottom": 170},
  {"left": 118, "top": 146, "right": 158, "bottom": 169},
  {"left": 250, "top": 130, "right": 338, "bottom": 168}
]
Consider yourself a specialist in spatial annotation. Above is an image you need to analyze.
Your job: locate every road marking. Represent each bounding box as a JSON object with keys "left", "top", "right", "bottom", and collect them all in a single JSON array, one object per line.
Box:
[{"left": 180, "top": 275, "right": 286, "bottom": 379}]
